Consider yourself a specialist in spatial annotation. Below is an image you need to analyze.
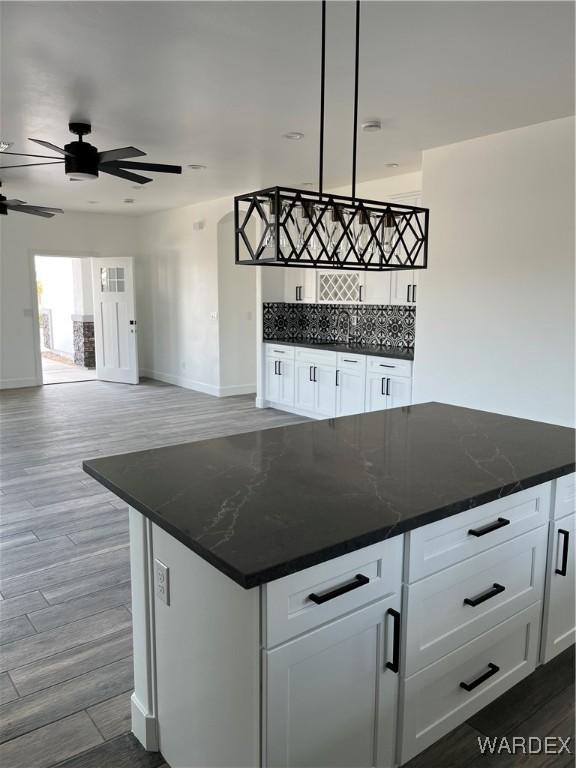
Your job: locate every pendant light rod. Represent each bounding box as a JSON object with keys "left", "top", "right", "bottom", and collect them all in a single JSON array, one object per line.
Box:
[
  {"left": 351, "top": 0, "right": 361, "bottom": 200},
  {"left": 318, "top": 0, "right": 326, "bottom": 199}
]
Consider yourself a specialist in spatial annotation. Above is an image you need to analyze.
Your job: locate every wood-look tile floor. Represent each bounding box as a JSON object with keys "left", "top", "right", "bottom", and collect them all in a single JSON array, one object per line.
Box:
[{"left": 0, "top": 379, "right": 573, "bottom": 768}]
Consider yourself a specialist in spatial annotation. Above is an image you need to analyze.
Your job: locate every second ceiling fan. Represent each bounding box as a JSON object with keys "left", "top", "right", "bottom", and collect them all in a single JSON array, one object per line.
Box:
[{"left": 1, "top": 121, "right": 182, "bottom": 184}]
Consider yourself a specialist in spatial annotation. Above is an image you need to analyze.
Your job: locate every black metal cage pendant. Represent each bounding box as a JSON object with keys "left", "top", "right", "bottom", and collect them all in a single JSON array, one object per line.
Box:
[{"left": 235, "top": 186, "right": 428, "bottom": 271}]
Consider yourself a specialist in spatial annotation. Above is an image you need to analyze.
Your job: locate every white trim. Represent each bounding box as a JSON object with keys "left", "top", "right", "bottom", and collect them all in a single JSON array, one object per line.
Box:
[
  {"left": 0, "top": 376, "right": 41, "bottom": 390},
  {"left": 131, "top": 694, "right": 159, "bottom": 752},
  {"left": 141, "top": 368, "right": 254, "bottom": 398}
]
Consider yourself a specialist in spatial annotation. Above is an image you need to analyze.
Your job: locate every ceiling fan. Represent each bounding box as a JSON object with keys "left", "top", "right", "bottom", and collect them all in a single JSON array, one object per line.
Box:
[
  {"left": 0, "top": 122, "right": 182, "bottom": 184},
  {"left": 0, "top": 181, "right": 63, "bottom": 218}
]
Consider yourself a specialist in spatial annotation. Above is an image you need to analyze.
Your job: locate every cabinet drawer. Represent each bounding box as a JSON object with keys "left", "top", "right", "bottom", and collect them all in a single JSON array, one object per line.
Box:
[
  {"left": 336, "top": 352, "right": 367, "bottom": 371},
  {"left": 404, "top": 527, "right": 547, "bottom": 675},
  {"left": 263, "top": 536, "right": 403, "bottom": 648},
  {"left": 400, "top": 602, "right": 541, "bottom": 764},
  {"left": 366, "top": 356, "right": 412, "bottom": 378},
  {"left": 294, "top": 347, "right": 337, "bottom": 366},
  {"left": 553, "top": 473, "right": 575, "bottom": 519},
  {"left": 265, "top": 344, "right": 295, "bottom": 360},
  {"left": 406, "top": 483, "right": 551, "bottom": 582}
]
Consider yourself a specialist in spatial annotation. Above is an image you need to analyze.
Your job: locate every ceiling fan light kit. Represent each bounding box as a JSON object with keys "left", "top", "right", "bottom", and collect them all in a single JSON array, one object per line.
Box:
[{"left": 235, "top": 0, "right": 429, "bottom": 271}]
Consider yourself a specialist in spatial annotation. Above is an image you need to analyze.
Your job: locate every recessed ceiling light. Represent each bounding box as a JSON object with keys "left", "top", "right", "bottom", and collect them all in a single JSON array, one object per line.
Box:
[
  {"left": 361, "top": 120, "right": 381, "bottom": 133},
  {"left": 132, "top": 185, "right": 143, "bottom": 190},
  {"left": 188, "top": 164, "right": 207, "bottom": 171},
  {"left": 87, "top": 200, "right": 99, "bottom": 204},
  {"left": 123, "top": 198, "right": 135, "bottom": 204},
  {"left": 0, "top": 141, "right": 12, "bottom": 152},
  {"left": 283, "top": 132, "right": 304, "bottom": 141},
  {"left": 385, "top": 162, "right": 399, "bottom": 168}
]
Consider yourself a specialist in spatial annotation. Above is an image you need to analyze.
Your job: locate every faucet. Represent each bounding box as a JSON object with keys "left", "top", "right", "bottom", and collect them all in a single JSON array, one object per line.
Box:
[{"left": 339, "top": 309, "right": 358, "bottom": 344}]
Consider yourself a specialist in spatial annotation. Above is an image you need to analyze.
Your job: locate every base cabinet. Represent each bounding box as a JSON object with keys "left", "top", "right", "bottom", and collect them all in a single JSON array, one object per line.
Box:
[
  {"left": 265, "top": 357, "right": 294, "bottom": 407},
  {"left": 541, "top": 512, "right": 576, "bottom": 663},
  {"left": 265, "top": 596, "right": 400, "bottom": 768},
  {"left": 336, "top": 367, "right": 366, "bottom": 417}
]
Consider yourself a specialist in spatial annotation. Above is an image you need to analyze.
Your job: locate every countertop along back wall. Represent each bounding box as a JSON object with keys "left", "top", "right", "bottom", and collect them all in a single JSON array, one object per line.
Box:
[{"left": 414, "top": 116, "right": 575, "bottom": 427}]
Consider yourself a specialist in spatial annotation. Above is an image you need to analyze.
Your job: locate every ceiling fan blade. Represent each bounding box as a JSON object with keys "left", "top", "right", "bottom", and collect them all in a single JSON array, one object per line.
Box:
[
  {"left": 0, "top": 161, "right": 64, "bottom": 169},
  {"left": 99, "top": 165, "right": 152, "bottom": 185},
  {"left": 9, "top": 205, "right": 58, "bottom": 218},
  {"left": 3, "top": 199, "right": 27, "bottom": 206},
  {"left": 2, "top": 151, "right": 67, "bottom": 159},
  {"left": 111, "top": 160, "right": 182, "bottom": 174},
  {"left": 98, "top": 146, "right": 146, "bottom": 163},
  {"left": 28, "top": 139, "right": 72, "bottom": 157}
]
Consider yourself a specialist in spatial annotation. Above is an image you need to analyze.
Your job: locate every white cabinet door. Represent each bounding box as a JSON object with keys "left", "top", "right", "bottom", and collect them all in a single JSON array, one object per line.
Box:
[
  {"left": 387, "top": 375, "right": 412, "bottom": 409},
  {"left": 541, "top": 513, "right": 576, "bottom": 663},
  {"left": 295, "top": 360, "right": 316, "bottom": 412},
  {"left": 336, "top": 367, "right": 366, "bottom": 416},
  {"left": 265, "top": 596, "right": 400, "bottom": 768},
  {"left": 390, "top": 270, "right": 417, "bottom": 306},
  {"left": 265, "top": 357, "right": 282, "bottom": 403},
  {"left": 315, "top": 364, "right": 337, "bottom": 418},
  {"left": 277, "top": 358, "right": 295, "bottom": 406},
  {"left": 365, "top": 371, "right": 389, "bottom": 412},
  {"left": 362, "top": 272, "right": 392, "bottom": 305},
  {"left": 285, "top": 269, "right": 316, "bottom": 303}
]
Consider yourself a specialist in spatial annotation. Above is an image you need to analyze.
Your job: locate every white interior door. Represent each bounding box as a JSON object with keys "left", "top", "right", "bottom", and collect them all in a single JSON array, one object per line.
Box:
[{"left": 91, "top": 257, "right": 139, "bottom": 384}]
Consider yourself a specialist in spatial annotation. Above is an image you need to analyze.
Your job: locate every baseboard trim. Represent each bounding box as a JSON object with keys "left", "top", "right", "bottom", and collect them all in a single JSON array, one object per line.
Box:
[
  {"left": 140, "top": 368, "right": 255, "bottom": 398},
  {"left": 264, "top": 400, "right": 321, "bottom": 419},
  {"left": 131, "top": 693, "right": 159, "bottom": 751},
  {"left": 0, "top": 377, "right": 40, "bottom": 390}
]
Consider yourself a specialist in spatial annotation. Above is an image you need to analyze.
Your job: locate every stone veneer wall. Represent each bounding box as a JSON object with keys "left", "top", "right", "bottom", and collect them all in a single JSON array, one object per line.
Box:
[
  {"left": 73, "top": 318, "right": 96, "bottom": 368},
  {"left": 263, "top": 303, "right": 416, "bottom": 349}
]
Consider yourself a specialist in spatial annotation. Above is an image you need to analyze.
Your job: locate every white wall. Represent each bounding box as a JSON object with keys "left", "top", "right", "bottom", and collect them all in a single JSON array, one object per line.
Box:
[
  {"left": 136, "top": 197, "right": 257, "bottom": 396},
  {"left": 414, "top": 117, "right": 575, "bottom": 427},
  {"left": 0, "top": 212, "right": 137, "bottom": 388}
]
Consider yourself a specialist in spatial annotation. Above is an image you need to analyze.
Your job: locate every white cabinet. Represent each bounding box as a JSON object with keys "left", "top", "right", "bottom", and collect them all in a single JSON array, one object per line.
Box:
[
  {"left": 541, "top": 512, "right": 576, "bottom": 663},
  {"left": 285, "top": 269, "right": 316, "bottom": 303},
  {"left": 295, "top": 360, "right": 317, "bottom": 412},
  {"left": 315, "top": 364, "right": 337, "bottom": 417},
  {"left": 365, "top": 373, "right": 412, "bottom": 412},
  {"left": 361, "top": 272, "right": 392, "bottom": 305},
  {"left": 335, "top": 355, "right": 367, "bottom": 417},
  {"left": 390, "top": 269, "right": 418, "bottom": 306},
  {"left": 265, "top": 596, "right": 400, "bottom": 768},
  {"left": 265, "top": 356, "right": 294, "bottom": 407}
]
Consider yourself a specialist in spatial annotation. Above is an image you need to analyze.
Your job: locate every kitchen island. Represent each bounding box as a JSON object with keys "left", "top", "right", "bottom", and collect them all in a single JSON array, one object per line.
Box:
[{"left": 83, "top": 402, "right": 575, "bottom": 768}]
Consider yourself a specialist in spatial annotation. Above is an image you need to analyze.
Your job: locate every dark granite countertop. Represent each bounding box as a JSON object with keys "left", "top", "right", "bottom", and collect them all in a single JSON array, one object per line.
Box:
[
  {"left": 264, "top": 339, "right": 414, "bottom": 361},
  {"left": 83, "top": 403, "right": 575, "bottom": 589}
]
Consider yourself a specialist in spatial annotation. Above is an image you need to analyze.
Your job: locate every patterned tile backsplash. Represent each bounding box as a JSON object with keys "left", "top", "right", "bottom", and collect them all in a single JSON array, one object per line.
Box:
[{"left": 263, "top": 303, "right": 416, "bottom": 349}]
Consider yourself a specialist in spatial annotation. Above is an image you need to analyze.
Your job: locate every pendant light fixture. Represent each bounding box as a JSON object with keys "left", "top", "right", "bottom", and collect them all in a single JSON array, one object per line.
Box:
[{"left": 235, "top": 0, "right": 429, "bottom": 271}]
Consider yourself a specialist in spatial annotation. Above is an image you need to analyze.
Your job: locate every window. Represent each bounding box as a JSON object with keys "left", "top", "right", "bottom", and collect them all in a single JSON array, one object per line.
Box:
[
  {"left": 100, "top": 267, "right": 125, "bottom": 293},
  {"left": 318, "top": 272, "right": 360, "bottom": 303}
]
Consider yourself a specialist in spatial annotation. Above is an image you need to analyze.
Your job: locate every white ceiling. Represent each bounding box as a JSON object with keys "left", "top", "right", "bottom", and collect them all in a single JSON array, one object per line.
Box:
[{"left": 1, "top": 1, "right": 573, "bottom": 214}]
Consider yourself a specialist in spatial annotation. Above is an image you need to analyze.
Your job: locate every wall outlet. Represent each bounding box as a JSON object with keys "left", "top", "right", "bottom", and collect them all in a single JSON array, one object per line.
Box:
[
  {"left": 210, "top": 311, "right": 218, "bottom": 320},
  {"left": 154, "top": 559, "right": 170, "bottom": 606}
]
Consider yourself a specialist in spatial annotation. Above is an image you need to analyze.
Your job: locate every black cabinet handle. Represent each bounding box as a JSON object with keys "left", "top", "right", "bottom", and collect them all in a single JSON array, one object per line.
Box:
[
  {"left": 412, "top": 284, "right": 417, "bottom": 302},
  {"left": 335, "top": 369, "right": 340, "bottom": 387},
  {"left": 468, "top": 517, "right": 510, "bottom": 537},
  {"left": 296, "top": 286, "right": 303, "bottom": 301},
  {"left": 274, "top": 360, "right": 278, "bottom": 375},
  {"left": 460, "top": 663, "right": 500, "bottom": 692},
  {"left": 381, "top": 377, "right": 386, "bottom": 396},
  {"left": 406, "top": 285, "right": 410, "bottom": 303},
  {"left": 556, "top": 529, "right": 570, "bottom": 576},
  {"left": 277, "top": 361, "right": 282, "bottom": 376},
  {"left": 343, "top": 359, "right": 357, "bottom": 363},
  {"left": 464, "top": 583, "right": 505, "bottom": 607},
  {"left": 308, "top": 574, "right": 369, "bottom": 605},
  {"left": 314, "top": 366, "right": 318, "bottom": 382},
  {"left": 309, "top": 365, "right": 313, "bottom": 382},
  {"left": 379, "top": 364, "right": 396, "bottom": 368},
  {"left": 358, "top": 285, "right": 364, "bottom": 302},
  {"left": 386, "top": 608, "right": 401, "bottom": 673},
  {"left": 386, "top": 378, "right": 391, "bottom": 396}
]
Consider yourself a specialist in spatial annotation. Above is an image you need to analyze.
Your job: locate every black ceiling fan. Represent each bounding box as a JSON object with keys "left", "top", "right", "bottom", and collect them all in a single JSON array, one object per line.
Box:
[
  {"left": 0, "top": 181, "right": 63, "bottom": 218},
  {"left": 0, "top": 122, "right": 182, "bottom": 184}
]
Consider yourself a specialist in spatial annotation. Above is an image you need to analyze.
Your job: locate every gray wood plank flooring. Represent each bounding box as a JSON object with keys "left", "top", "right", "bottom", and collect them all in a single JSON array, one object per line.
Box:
[
  {"left": 0, "top": 379, "right": 305, "bottom": 767},
  {"left": 0, "top": 378, "right": 573, "bottom": 767}
]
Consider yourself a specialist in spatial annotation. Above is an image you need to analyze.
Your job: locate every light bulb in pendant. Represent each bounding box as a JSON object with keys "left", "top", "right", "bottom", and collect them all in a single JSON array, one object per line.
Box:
[{"left": 382, "top": 211, "right": 396, "bottom": 257}]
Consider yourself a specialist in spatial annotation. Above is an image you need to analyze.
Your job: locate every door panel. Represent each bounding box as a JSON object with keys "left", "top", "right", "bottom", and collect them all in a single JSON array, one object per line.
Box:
[
  {"left": 315, "top": 364, "right": 336, "bottom": 418},
  {"left": 265, "top": 595, "right": 400, "bottom": 768},
  {"left": 91, "top": 257, "right": 138, "bottom": 383},
  {"left": 295, "top": 361, "right": 316, "bottom": 412},
  {"left": 265, "top": 357, "right": 282, "bottom": 403},
  {"left": 541, "top": 513, "right": 575, "bottom": 662},
  {"left": 387, "top": 375, "right": 412, "bottom": 409},
  {"left": 336, "top": 368, "right": 365, "bottom": 416},
  {"left": 365, "top": 372, "right": 388, "bottom": 413}
]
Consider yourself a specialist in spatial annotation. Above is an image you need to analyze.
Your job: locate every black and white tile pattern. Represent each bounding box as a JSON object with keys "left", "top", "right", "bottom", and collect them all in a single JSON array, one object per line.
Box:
[{"left": 263, "top": 303, "right": 416, "bottom": 349}]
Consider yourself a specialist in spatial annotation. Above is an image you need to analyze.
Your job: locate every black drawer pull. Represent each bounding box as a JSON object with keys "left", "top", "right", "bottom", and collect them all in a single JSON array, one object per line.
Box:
[
  {"left": 386, "top": 608, "right": 401, "bottom": 673},
  {"left": 381, "top": 377, "right": 386, "bottom": 396},
  {"left": 468, "top": 517, "right": 510, "bottom": 537},
  {"left": 379, "top": 364, "right": 396, "bottom": 368},
  {"left": 343, "top": 359, "right": 357, "bottom": 363},
  {"left": 464, "top": 583, "right": 505, "bottom": 607},
  {"left": 460, "top": 663, "right": 500, "bottom": 692},
  {"left": 386, "top": 378, "right": 391, "bottom": 396},
  {"left": 556, "top": 529, "right": 570, "bottom": 576},
  {"left": 308, "top": 574, "right": 370, "bottom": 605},
  {"left": 335, "top": 369, "right": 340, "bottom": 387}
]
